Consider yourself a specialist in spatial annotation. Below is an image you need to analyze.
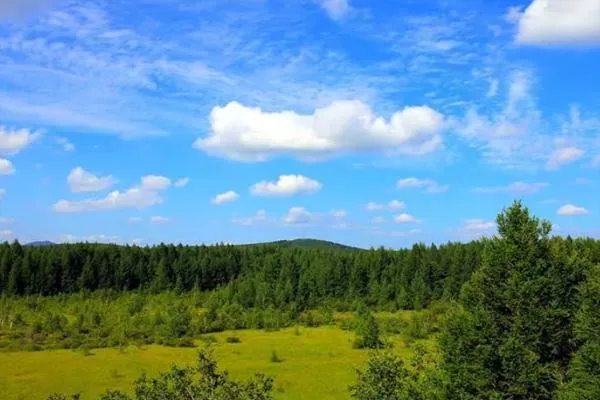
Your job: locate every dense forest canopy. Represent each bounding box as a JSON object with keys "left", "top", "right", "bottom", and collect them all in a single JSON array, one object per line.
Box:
[{"left": 1, "top": 235, "right": 599, "bottom": 312}]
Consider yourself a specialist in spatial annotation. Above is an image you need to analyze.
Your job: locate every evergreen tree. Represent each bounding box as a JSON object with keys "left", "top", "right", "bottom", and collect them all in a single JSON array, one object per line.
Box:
[{"left": 439, "top": 201, "right": 589, "bottom": 399}]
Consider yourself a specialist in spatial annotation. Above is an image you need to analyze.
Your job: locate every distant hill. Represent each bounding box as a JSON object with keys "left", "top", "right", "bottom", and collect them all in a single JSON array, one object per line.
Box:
[
  {"left": 25, "top": 241, "right": 56, "bottom": 247},
  {"left": 249, "top": 238, "right": 361, "bottom": 250}
]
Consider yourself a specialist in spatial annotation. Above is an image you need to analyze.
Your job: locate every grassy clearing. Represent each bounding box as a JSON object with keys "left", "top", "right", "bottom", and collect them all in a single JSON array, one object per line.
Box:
[{"left": 0, "top": 326, "right": 432, "bottom": 400}]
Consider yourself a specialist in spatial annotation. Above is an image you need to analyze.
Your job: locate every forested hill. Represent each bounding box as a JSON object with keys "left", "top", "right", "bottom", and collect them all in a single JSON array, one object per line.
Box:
[
  {"left": 249, "top": 238, "right": 361, "bottom": 250},
  {"left": 2, "top": 237, "right": 600, "bottom": 311}
]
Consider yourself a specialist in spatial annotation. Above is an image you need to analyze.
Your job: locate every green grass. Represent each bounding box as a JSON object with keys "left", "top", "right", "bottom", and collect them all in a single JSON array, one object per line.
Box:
[{"left": 0, "top": 326, "right": 432, "bottom": 400}]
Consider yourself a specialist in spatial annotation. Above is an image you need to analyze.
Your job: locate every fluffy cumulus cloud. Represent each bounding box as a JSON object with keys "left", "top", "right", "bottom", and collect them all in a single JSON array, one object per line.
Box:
[
  {"left": 0, "top": 229, "right": 13, "bottom": 239},
  {"left": 365, "top": 200, "right": 406, "bottom": 211},
  {"left": 0, "top": 126, "right": 39, "bottom": 155},
  {"left": 194, "top": 101, "right": 445, "bottom": 162},
  {"left": 320, "top": 0, "right": 349, "bottom": 20},
  {"left": 67, "top": 167, "right": 116, "bottom": 193},
  {"left": 456, "top": 219, "right": 497, "bottom": 239},
  {"left": 547, "top": 147, "right": 584, "bottom": 170},
  {"left": 397, "top": 177, "right": 448, "bottom": 193},
  {"left": 474, "top": 181, "right": 548, "bottom": 194},
  {"left": 394, "top": 213, "right": 420, "bottom": 224},
  {"left": 140, "top": 175, "right": 171, "bottom": 191},
  {"left": 557, "top": 204, "right": 590, "bottom": 216},
  {"left": 250, "top": 175, "right": 322, "bottom": 197},
  {"left": 511, "top": 0, "right": 600, "bottom": 45},
  {"left": 212, "top": 190, "right": 239, "bottom": 205},
  {"left": 54, "top": 175, "right": 171, "bottom": 213},
  {"left": 232, "top": 210, "right": 268, "bottom": 226},
  {"left": 0, "top": 158, "right": 15, "bottom": 175},
  {"left": 282, "top": 207, "right": 317, "bottom": 225}
]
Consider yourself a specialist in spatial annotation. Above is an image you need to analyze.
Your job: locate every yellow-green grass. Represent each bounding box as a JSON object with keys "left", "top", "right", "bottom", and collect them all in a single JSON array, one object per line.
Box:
[{"left": 0, "top": 326, "right": 432, "bottom": 400}]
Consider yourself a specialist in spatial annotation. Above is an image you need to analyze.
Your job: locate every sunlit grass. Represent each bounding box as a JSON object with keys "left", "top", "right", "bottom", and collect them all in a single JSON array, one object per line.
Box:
[{"left": 0, "top": 326, "right": 433, "bottom": 400}]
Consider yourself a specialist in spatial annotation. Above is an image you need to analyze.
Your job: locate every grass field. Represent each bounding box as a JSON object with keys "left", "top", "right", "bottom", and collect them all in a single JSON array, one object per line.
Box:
[{"left": 0, "top": 326, "right": 429, "bottom": 400}]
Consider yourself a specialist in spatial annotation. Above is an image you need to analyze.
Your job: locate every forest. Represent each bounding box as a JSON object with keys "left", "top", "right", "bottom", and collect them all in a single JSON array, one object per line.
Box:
[{"left": 1, "top": 201, "right": 600, "bottom": 399}]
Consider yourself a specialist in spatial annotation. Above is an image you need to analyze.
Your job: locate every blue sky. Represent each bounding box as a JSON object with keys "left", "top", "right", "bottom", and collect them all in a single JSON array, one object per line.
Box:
[{"left": 0, "top": 0, "right": 599, "bottom": 248}]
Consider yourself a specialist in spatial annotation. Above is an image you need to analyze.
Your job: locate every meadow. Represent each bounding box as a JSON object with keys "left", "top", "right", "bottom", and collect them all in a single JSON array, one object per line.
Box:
[{"left": 0, "top": 326, "right": 430, "bottom": 400}]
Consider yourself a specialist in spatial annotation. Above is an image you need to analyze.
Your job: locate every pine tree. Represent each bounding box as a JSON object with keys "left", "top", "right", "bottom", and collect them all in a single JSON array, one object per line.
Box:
[{"left": 439, "top": 201, "right": 588, "bottom": 399}]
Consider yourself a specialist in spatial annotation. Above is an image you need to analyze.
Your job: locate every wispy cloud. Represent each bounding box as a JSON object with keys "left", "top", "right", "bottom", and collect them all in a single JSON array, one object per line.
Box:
[
  {"left": 397, "top": 177, "right": 448, "bottom": 193},
  {"left": 474, "top": 181, "right": 547, "bottom": 194}
]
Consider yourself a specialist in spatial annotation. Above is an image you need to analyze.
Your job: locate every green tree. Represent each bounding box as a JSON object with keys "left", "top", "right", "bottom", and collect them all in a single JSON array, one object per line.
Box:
[
  {"left": 48, "top": 348, "right": 273, "bottom": 400},
  {"left": 439, "top": 201, "right": 588, "bottom": 399},
  {"left": 353, "top": 307, "right": 383, "bottom": 349},
  {"left": 558, "top": 266, "right": 600, "bottom": 399},
  {"left": 350, "top": 346, "right": 442, "bottom": 400}
]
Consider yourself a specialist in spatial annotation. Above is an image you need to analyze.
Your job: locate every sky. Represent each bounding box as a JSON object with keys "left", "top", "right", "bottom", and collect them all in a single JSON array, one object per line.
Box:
[{"left": 0, "top": 0, "right": 599, "bottom": 248}]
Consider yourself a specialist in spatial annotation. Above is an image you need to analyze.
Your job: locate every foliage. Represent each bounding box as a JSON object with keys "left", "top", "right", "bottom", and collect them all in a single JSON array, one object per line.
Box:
[
  {"left": 353, "top": 308, "right": 384, "bottom": 349},
  {"left": 350, "top": 345, "right": 443, "bottom": 400},
  {"left": 438, "top": 201, "right": 593, "bottom": 399},
  {"left": 558, "top": 265, "right": 600, "bottom": 399},
  {"left": 48, "top": 347, "right": 274, "bottom": 400}
]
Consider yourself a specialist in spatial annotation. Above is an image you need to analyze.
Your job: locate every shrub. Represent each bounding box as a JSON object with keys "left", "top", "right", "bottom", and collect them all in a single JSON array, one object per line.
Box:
[
  {"left": 270, "top": 350, "right": 283, "bottom": 363},
  {"left": 226, "top": 336, "right": 241, "bottom": 343}
]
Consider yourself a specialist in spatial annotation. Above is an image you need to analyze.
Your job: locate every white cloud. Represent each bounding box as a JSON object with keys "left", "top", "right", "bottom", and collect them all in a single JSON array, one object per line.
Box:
[
  {"left": 463, "top": 219, "right": 496, "bottom": 231},
  {"left": 128, "top": 217, "right": 143, "bottom": 223},
  {"left": 56, "top": 137, "right": 75, "bottom": 152},
  {"left": 573, "top": 177, "right": 588, "bottom": 185},
  {"left": 394, "top": 213, "right": 420, "bottom": 224},
  {"left": 282, "top": 207, "right": 317, "bottom": 225},
  {"left": 0, "top": 188, "right": 5, "bottom": 199},
  {"left": 474, "top": 181, "right": 548, "bottom": 194},
  {"left": 512, "top": 0, "right": 600, "bottom": 45},
  {"left": 0, "top": 159, "right": 15, "bottom": 175},
  {"left": 0, "top": 229, "right": 13, "bottom": 239},
  {"left": 365, "top": 200, "right": 406, "bottom": 211},
  {"left": 140, "top": 175, "right": 171, "bottom": 191},
  {"left": 174, "top": 177, "right": 190, "bottom": 188},
  {"left": 212, "top": 190, "right": 239, "bottom": 205},
  {"left": 320, "top": 0, "right": 350, "bottom": 20},
  {"left": 557, "top": 204, "right": 590, "bottom": 216},
  {"left": 233, "top": 210, "right": 268, "bottom": 226},
  {"left": 250, "top": 175, "right": 322, "bottom": 197},
  {"left": 60, "top": 234, "right": 120, "bottom": 244},
  {"left": 456, "top": 219, "right": 497, "bottom": 240},
  {"left": 487, "top": 79, "right": 499, "bottom": 97},
  {"left": 67, "top": 167, "right": 116, "bottom": 193},
  {"left": 0, "top": 217, "right": 14, "bottom": 224},
  {"left": 547, "top": 147, "right": 584, "bottom": 170},
  {"left": 194, "top": 101, "right": 445, "bottom": 162},
  {"left": 150, "top": 216, "right": 171, "bottom": 224},
  {"left": 330, "top": 209, "right": 347, "bottom": 219},
  {"left": 0, "top": 126, "right": 39, "bottom": 155},
  {"left": 53, "top": 175, "right": 171, "bottom": 213},
  {"left": 592, "top": 154, "right": 600, "bottom": 168},
  {"left": 371, "top": 216, "right": 385, "bottom": 224},
  {"left": 397, "top": 177, "right": 448, "bottom": 193}
]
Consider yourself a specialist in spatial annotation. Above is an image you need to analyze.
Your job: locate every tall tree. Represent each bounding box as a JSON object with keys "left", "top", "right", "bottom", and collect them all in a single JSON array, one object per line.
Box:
[{"left": 439, "top": 201, "right": 589, "bottom": 399}]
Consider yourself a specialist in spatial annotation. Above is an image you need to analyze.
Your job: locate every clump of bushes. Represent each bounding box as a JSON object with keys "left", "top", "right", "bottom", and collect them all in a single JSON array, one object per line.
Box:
[{"left": 226, "top": 336, "right": 241, "bottom": 343}]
